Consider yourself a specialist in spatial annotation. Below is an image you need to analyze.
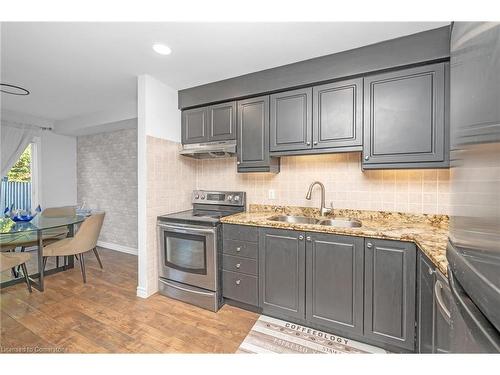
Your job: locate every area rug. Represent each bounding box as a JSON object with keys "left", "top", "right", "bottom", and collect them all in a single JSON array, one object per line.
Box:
[{"left": 237, "top": 315, "right": 388, "bottom": 354}]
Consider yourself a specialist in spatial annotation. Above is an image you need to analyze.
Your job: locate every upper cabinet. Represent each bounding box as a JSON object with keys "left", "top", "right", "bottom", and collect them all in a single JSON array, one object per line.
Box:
[
  {"left": 270, "top": 88, "right": 312, "bottom": 152},
  {"left": 237, "top": 96, "right": 280, "bottom": 173},
  {"left": 363, "top": 62, "right": 449, "bottom": 169},
  {"left": 207, "top": 101, "right": 236, "bottom": 141},
  {"left": 182, "top": 101, "right": 236, "bottom": 144},
  {"left": 182, "top": 107, "right": 208, "bottom": 144},
  {"left": 269, "top": 78, "right": 363, "bottom": 155},
  {"left": 180, "top": 60, "right": 450, "bottom": 171},
  {"left": 313, "top": 78, "right": 363, "bottom": 150}
]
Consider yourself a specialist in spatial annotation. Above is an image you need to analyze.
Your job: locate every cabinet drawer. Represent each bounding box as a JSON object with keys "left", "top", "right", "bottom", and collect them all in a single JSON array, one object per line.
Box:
[
  {"left": 223, "top": 224, "right": 259, "bottom": 242},
  {"left": 223, "top": 239, "right": 258, "bottom": 259},
  {"left": 223, "top": 270, "right": 258, "bottom": 306},
  {"left": 222, "top": 254, "right": 258, "bottom": 275}
]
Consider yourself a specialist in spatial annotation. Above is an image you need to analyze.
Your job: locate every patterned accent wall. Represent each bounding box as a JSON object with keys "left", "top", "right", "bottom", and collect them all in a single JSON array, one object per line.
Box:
[
  {"left": 196, "top": 153, "right": 451, "bottom": 215},
  {"left": 77, "top": 128, "right": 138, "bottom": 250}
]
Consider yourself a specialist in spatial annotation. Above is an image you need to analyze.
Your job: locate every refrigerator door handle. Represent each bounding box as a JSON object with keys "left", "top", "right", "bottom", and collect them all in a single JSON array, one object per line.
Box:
[{"left": 448, "top": 269, "right": 500, "bottom": 352}]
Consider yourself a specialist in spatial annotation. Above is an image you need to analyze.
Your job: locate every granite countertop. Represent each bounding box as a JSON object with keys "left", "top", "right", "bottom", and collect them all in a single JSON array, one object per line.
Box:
[{"left": 221, "top": 204, "right": 450, "bottom": 275}]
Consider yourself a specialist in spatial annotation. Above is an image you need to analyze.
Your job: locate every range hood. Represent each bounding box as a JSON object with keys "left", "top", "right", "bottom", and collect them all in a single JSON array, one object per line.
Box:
[{"left": 179, "top": 140, "right": 237, "bottom": 159}]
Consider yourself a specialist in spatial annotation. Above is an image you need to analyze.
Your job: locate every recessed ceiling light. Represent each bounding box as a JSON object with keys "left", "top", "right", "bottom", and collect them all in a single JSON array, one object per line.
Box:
[{"left": 153, "top": 43, "right": 172, "bottom": 55}]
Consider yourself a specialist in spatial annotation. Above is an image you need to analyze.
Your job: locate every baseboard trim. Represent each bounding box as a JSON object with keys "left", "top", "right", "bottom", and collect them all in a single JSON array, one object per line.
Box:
[
  {"left": 136, "top": 286, "right": 149, "bottom": 298},
  {"left": 97, "top": 241, "right": 137, "bottom": 256}
]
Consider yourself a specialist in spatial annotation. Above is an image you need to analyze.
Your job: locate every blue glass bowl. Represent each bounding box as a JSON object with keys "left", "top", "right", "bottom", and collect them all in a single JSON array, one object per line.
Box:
[{"left": 11, "top": 215, "right": 35, "bottom": 222}]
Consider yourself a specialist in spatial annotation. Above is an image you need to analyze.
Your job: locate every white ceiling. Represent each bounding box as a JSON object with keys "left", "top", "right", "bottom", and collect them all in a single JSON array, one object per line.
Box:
[{"left": 1, "top": 22, "right": 450, "bottom": 127}]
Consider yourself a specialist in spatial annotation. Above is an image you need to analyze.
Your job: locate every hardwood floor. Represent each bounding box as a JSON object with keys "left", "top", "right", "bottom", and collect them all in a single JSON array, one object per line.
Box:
[{"left": 0, "top": 248, "right": 259, "bottom": 353}]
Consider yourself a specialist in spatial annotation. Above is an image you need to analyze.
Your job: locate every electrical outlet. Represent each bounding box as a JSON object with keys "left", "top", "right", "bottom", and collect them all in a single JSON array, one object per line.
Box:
[{"left": 268, "top": 189, "right": 276, "bottom": 200}]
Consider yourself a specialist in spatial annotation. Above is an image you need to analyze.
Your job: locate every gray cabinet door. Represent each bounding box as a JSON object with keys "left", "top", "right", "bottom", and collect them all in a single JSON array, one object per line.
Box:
[
  {"left": 270, "top": 88, "right": 312, "bottom": 152},
  {"left": 363, "top": 63, "right": 447, "bottom": 167},
  {"left": 237, "top": 96, "right": 278, "bottom": 172},
  {"left": 182, "top": 107, "right": 208, "bottom": 144},
  {"left": 306, "top": 233, "right": 364, "bottom": 335},
  {"left": 259, "top": 228, "right": 306, "bottom": 321},
  {"left": 364, "top": 238, "right": 416, "bottom": 351},
  {"left": 313, "top": 78, "right": 363, "bottom": 149},
  {"left": 417, "top": 251, "right": 435, "bottom": 353},
  {"left": 208, "top": 101, "right": 236, "bottom": 141}
]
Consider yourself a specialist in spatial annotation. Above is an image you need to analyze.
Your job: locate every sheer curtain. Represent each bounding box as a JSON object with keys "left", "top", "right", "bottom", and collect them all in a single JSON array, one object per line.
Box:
[{"left": 0, "top": 121, "right": 38, "bottom": 178}]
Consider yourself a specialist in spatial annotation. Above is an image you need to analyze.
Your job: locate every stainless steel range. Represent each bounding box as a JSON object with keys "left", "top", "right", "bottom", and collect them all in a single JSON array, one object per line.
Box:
[{"left": 157, "top": 190, "right": 246, "bottom": 311}]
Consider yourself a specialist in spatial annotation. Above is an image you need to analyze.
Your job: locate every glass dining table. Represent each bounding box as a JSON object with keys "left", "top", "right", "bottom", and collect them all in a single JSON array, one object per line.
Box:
[{"left": 0, "top": 215, "right": 86, "bottom": 291}]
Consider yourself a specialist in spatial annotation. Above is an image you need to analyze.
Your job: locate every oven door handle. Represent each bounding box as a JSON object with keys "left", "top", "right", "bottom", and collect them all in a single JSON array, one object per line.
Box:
[
  {"left": 160, "top": 279, "right": 215, "bottom": 296},
  {"left": 157, "top": 223, "right": 217, "bottom": 235}
]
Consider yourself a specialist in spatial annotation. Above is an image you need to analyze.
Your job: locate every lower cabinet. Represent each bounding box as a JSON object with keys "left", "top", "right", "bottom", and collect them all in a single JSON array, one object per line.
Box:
[
  {"left": 236, "top": 226, "right": 423, "bottom": 352},
  {"left": 306, "top": 233, "right": 364, "bottom": 336},
  {"left": 417, "top": 250, "right": 452, "bottom": 353},
  {"left": 259, "top": 228, "right": 306, "bottom": 321},
  {"left": 222, "top": 224, "right": 260, "bottom": 308},
  {"left": 364, "top": 238, "right": 417, "bottom": 351}
]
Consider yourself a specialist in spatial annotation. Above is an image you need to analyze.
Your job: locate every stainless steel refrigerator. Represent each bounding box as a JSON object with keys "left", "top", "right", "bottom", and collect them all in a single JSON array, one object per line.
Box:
[{"left": 446, "top": 22, "right": 500, "bottom": 352}]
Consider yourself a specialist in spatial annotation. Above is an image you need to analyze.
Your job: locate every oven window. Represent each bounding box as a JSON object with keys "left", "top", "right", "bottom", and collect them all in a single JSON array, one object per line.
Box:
[{"left": 163, "top": 232, "right": 207, "bottom": 275}]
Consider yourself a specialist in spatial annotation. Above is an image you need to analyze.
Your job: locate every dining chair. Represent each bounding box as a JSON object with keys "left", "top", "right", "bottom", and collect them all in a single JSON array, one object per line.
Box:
[
  {"left": 0, "top": 244, "right": 19, "bottom": 278},
  {"left": 42, "top": 213, "right": 105, "bottom": 283},
  {"left": 41, "top": 206, "right": 104, "bottom": 269},
  {"left": 0, "top": 252, "right": 32, "bottom": 292}
]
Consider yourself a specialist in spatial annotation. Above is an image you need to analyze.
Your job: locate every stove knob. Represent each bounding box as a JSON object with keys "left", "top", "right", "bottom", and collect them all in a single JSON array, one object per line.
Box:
[
  {"left": 201, "top": 195, "right": 205, "bottom": 200},
  {"left": 227, "top": 195, "right": 233, "bottom": 202},
  {"left": 194, "top": 194, "right": 199, "bottom": 199},
  {"left": 233, "top": 195, "right": 240, "bottom": 202}
]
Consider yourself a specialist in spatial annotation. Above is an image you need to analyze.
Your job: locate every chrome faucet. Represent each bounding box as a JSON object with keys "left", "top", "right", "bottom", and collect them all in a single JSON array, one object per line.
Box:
[{"left": 306, "top": 181, "right": 332, "bottom": 216}]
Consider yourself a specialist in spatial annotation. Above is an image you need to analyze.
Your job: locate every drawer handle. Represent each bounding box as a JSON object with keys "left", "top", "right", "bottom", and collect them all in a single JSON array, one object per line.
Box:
[
  {"left": 236, "top": 247, "right": 241, "bottom": 252},
  {"left": 366, "top": 242, "right": 373, "bottom": 248},
  {"left": 235, "top": 263, "right": 241, "bottom": 269},
  {"left": 235, "top": 280, "right": 241, "bottom": 285}
]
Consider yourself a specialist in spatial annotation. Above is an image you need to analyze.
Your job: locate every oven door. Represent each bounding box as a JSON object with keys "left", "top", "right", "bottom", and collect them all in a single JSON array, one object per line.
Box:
[{"left": 158, "top": 222, "right": 217, "bottom": 291}]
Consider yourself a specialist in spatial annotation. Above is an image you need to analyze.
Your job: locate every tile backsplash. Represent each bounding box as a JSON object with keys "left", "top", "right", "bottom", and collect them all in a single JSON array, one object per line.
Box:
[
  {"left": 196, "top": 152, "right": 451, "bottom": 215},
  {"left": 146, "top": 136, "right": 197, "bottom": 292}
]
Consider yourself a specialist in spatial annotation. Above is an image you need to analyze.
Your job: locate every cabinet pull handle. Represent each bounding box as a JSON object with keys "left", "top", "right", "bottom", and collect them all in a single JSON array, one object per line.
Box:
[
  {"left": 235, "top": 263, "right": 241, "bottom": 269},
  {"left": 313, "top": 141, "right": 318, "bottom": 146},
  {"left": 434, "top": 280, "right": 451, "bottom": 324},
  {"left": 366, "top": 242, "right": 373, "bottom": 248},
  {"left": 428, "top": 267, "right": 435, "bottom": 276},
  {"left": 236, "top": 247, "right": 241, "bottom": 252},
  {"left": 298, "top": 235, "right": 304, "bottom": 241},
  {"left": 364, "top": 155, "right": 370, "bottom": 161},
  {"left": 237, "top": 161, "right": 241, "bottom": 165},
  {"left": 306, "top": 236, "right": 311, "bottom": 242},
  {"left": 306, "top": 142, "right": 311, "bottom": 146},
  {"left": 235, "top": 280, "right": 241, "bottom": 285}
]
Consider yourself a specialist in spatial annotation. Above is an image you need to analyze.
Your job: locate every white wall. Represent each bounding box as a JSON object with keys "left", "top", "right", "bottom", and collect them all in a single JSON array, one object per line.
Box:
[
  {"left": 137, "top": 74, "right": 182, "bottom": 298},
  {"left": 40, "top": 131, "right": 77, "bottom": 208},
  {"left": 140, "top": 75, "right": 181, "bottom": 141}
]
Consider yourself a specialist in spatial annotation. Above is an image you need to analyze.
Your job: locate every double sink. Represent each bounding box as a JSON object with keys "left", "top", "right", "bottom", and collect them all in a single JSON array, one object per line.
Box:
[{"left": 268, "top": 215, "right": 362, "bottom": 228}]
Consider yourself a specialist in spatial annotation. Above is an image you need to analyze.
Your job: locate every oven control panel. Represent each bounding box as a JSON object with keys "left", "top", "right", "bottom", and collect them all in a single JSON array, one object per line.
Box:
[{"left": 192, "top": 190, "right": 246, "bottom": 206}]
